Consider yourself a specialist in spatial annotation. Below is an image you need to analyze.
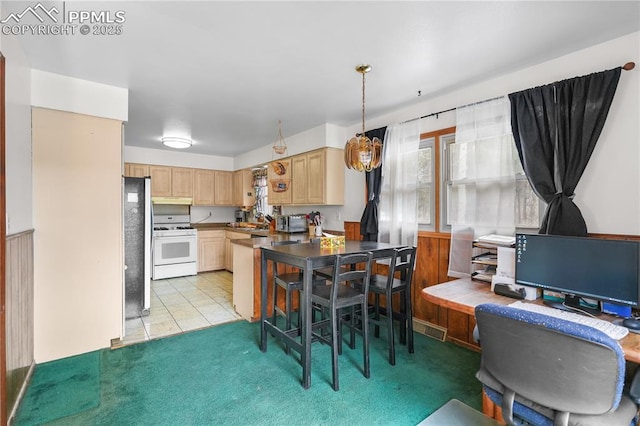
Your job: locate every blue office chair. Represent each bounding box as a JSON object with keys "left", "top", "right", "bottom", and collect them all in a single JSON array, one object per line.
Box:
[{"left": 474, "top": 303, "right": 640, "bottom": 426}]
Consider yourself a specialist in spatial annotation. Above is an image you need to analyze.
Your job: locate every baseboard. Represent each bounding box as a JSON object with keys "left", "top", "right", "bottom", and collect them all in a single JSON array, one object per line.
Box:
[
  {"left": 8, "top": 360, "right": 36, "bottom": 425},
  {"left": 413, "top": 318, "right": 447, "bottom": 342}
]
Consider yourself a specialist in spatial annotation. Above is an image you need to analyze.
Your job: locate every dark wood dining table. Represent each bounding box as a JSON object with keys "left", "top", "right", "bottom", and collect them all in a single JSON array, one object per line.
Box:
[{"left": 259, "top": 239, "right": 406, "bottom": 389}]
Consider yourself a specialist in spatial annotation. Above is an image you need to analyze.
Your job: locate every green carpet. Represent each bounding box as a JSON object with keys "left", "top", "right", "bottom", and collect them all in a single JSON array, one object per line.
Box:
[
  {"left": 15, "top": 320, "right": 482, "bottom": 425},
  {"left": 15, "top": 350, "right": 100, "bottom": 424}
]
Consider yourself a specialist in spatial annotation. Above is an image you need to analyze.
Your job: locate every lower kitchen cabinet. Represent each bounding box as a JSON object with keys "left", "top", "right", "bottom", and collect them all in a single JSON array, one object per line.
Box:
[
  {"left": 198, "top": 230, "right": 226, "bottom": 272},
  {"left": 225, "top": 231, "right": 251, "bottom": 271}
]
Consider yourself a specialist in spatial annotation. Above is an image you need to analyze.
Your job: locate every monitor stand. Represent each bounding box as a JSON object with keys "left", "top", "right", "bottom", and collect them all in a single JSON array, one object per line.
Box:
[{"left": 543, "top": 294, "right": 601, "bottom": 316}]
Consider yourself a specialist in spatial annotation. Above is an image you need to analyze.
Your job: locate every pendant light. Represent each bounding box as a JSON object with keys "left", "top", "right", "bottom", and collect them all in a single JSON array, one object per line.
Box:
[
  {"left": 344, "top": 64, "right": 382, "bottom": 172},
  {"left": 272, "top": 120, "right": 288, "bottom": 156}
]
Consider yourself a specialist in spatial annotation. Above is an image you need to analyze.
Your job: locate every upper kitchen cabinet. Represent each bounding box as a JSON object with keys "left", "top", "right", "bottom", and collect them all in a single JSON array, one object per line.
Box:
[
  {"left": 149, "top": 165, "right": 172, "bottom": 196},
  {"left": 214, "top": 171, "right": 234, "bottom": 205},
  {"left": 233, "top": 169, "right": 254, "bottom": 207},
  {"left": 194, "top": 169, "right": 215, "bottom": 206},
  {"left": 172, "top": 167, "right": 194, "bottom": 197},
  {"left": 291, "top": 148, "right": 344, "bottom": 205},
  {"left": 149, "top": 165, "right": 193, "bottom": 197},
  {"left": 124, "top": 162, "right": 149, "bottom": 178},
  {"left": 267, "top": 158, "right": 292, "bottom": 205}
]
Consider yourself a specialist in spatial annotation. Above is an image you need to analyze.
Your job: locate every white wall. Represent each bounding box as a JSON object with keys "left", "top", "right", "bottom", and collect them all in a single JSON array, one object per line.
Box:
[
  {"left": 124, "top": 145, "right": 234, "bottom": 170},
  {"left": 343, "top": 32, "right": 640, "bottom": 235},
  {"left": 31, "top": 69, "right": 128, "bottom": 122},
  {"left": 234, "top": 123, "right": 346, "bottom": 170},
  {"left": 2, "top": 26, "right": 33, "bottom": 235}
]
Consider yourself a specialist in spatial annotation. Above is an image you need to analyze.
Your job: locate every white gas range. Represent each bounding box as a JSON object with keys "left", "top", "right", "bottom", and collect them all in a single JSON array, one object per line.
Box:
[{"left": 152, "top": 214, "right": 198, "bottom": 279}]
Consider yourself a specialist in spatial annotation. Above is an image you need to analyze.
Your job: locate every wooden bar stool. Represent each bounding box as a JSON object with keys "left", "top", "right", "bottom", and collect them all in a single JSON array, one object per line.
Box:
[
  {"left": 270, "top": 240, "right": 325, "bottom": 353},
  {"left": 367, "top": 246, "right": 416, "bottom": 365}
]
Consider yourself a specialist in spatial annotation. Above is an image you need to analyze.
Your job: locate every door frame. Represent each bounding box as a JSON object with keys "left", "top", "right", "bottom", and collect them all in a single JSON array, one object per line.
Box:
[{"left": 0, "top": 51, "right": 8, "bottom": 425}]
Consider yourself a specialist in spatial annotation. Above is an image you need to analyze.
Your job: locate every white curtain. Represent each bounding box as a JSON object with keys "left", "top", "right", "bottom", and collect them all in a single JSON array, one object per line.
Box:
[
  {"left": 378, "top": 120, "right": 421, "bottom": 247},
  {"left": 447, "top": 96, "right": 519, "bottom": 278}
]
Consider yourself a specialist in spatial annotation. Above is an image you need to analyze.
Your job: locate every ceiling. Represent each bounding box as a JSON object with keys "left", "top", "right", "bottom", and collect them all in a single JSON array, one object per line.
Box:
[{"left": 4, "top": 1, "right": 640, "bottom": 157}]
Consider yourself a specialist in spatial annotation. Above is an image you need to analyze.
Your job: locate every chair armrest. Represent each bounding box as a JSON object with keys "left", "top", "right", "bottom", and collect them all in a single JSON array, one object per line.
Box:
[{"left": 628, "top": 366, "right": 640, "bottom": 405}]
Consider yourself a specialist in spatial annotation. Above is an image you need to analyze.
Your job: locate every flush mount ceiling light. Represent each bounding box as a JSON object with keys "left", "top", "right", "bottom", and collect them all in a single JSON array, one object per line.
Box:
[
  {"left": 344, "top": 64, "right": 382, "bottom": 172},
  {"left": 272, "top": 120, "right": 288, "bottom": 156},
  {"left": 161, "top": 137, "right": 192, "bottom": 149}
]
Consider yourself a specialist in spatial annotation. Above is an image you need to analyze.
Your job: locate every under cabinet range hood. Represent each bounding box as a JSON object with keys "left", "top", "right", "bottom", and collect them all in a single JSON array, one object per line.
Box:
[{"left": 151, "top": 197, "right": 193, "bottom": 205}]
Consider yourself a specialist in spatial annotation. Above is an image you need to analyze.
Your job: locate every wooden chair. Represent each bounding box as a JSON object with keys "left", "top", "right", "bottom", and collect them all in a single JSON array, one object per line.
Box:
[
  {"left": 270, "top": 240, "right": 325, "bottom": 353},
  {"left": 311, "top": 252, "right": 373, "bottom": 391},
  {"left": 367, "top": 246, "right": 416, "bottom": 365}
]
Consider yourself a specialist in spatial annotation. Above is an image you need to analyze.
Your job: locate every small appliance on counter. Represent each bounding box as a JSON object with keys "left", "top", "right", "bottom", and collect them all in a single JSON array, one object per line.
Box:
[
  {"left": 235, "top": 209, "right": 251, "bottom": 223},
  {"left": 276, "top": 214, "right": 308, "bottom": 233}
]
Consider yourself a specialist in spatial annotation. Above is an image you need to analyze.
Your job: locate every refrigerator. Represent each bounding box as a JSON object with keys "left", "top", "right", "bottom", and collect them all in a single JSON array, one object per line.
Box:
[{"left": 123, "top": 176, "right": 152, "bottom": 319}]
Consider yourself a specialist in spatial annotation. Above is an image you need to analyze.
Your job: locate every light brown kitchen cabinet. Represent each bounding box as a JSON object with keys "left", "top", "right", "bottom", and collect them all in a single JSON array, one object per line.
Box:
[
  {"left": 149, "top": 165, "right": 172, "bottom": 197},
  {"left": 225, "top": 231, "right": 251, "bottom": 271},
  {"left": 171, "top": 167, "right": 194, "bottom": 197},
  {"left": 267, "top": 159, "right": 292, "bottom": 205},
  {"left": 291, "top": 155, "right": 308, "bottom": 205},
  {"left": 149, "top": 165, "right": 194, "bottom": 197},
  {"left": 233, "top": 169, "right": 254, "bottom": 207},
  {"left": 124, "top": 162, "right": 149, "bottom": 178},
  {"left": 214, "top": 171, "right": 234, "bottom": 205},
  {"left": 194, "top": 169, "right": 216, "bottom": 206},
  {"left": 198, "top": 230, "right": 226, "bottom": 272},
  {"left": 290, "top": 148, "right": 344, "bottom": 205}
]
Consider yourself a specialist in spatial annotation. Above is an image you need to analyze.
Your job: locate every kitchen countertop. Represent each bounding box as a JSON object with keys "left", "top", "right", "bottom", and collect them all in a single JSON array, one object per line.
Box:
[
  {"left": 192, "top": 222, "right": 343, "bottom": 247},
  {"left": 232, "top": 232, "right": 312, "bottom": 248},
  {"left": 191, "top": 222, "right": 270, "bottom": 236}
]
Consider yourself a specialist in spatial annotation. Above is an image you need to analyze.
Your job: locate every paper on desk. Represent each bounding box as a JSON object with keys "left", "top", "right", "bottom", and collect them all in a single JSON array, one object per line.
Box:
[
  {"left": 497, "top": 246, "right": 515, "bottom": 278},
  {"left": 477, "top": 234, "right": 515, "bottom": 246}
]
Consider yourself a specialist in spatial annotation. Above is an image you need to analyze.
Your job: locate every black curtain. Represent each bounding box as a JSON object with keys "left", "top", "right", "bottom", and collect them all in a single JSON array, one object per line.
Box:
[
  {"left": 359, "top": 126, "right": 387, "bottom": 241},
  {"left": 509, "top": 67, "right": 621, "bottom": 236}
]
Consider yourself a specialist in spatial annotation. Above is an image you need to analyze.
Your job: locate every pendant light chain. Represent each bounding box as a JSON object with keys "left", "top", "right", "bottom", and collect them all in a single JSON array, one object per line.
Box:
[{"left": 361, "top": 71, "right": 366, "bottom": 137}]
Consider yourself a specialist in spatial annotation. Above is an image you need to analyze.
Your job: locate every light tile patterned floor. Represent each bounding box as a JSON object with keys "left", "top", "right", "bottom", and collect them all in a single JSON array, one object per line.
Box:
[{"left": 120, "top": 271, "right": 241, "bottom": 346}]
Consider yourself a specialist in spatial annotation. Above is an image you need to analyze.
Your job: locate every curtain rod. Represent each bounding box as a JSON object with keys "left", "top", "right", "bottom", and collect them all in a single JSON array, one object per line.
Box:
[{"left": 400, "top": 61, "right": 635, "bottom": 125}]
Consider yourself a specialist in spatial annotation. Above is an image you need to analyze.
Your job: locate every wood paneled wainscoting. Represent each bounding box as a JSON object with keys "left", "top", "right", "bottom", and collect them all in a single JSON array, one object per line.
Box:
[
  {"left": 345, "top": 224, "right": 640, "bottom": 351},
  {"left": 343, "top": 223, "right": 462, "bottom": 344},
  {"left": 6, "top": 229, "right": 34, "bottom": 423}
]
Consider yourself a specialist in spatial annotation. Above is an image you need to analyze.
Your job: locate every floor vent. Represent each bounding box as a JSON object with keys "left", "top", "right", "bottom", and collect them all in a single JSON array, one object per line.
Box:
[{"left": 413, "top": 318, "right": 447, "bottom": 342}]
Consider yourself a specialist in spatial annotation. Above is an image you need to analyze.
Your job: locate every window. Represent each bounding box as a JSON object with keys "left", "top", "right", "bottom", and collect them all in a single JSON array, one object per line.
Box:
[
  {"left": 252, "top": 167, "right": 269, "bottom": 217},
  {"left": 515, "top": 174, "right": 541, "bottom": 229},
  {"left": 414, "top": 126, "right": 541, "bottom": 234},
  {"left": 416, "top": 137, "right": 434, "bottom": 229}
]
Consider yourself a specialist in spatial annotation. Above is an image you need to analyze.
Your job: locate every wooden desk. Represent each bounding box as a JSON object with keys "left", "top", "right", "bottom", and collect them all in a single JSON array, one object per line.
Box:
[
  {"left": 423, "top": 278, "right": 640, "bottom": 421},
  {"left": 421, "top": 278, "right": 640, "bottom": 363},
  {"left": 259, "top": 240, "right": 405, "bottom": 389}
]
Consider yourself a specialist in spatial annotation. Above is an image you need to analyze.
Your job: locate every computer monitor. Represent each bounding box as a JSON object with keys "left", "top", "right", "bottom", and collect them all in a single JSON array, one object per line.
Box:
[{"left": 515, "top": 233, "right": 640, "bottom": 315}]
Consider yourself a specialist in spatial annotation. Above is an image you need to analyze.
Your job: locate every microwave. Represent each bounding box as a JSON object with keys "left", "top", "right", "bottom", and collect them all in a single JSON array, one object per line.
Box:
[{"left": 276, "top": 214, "right": 308, "bottom": 233}]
